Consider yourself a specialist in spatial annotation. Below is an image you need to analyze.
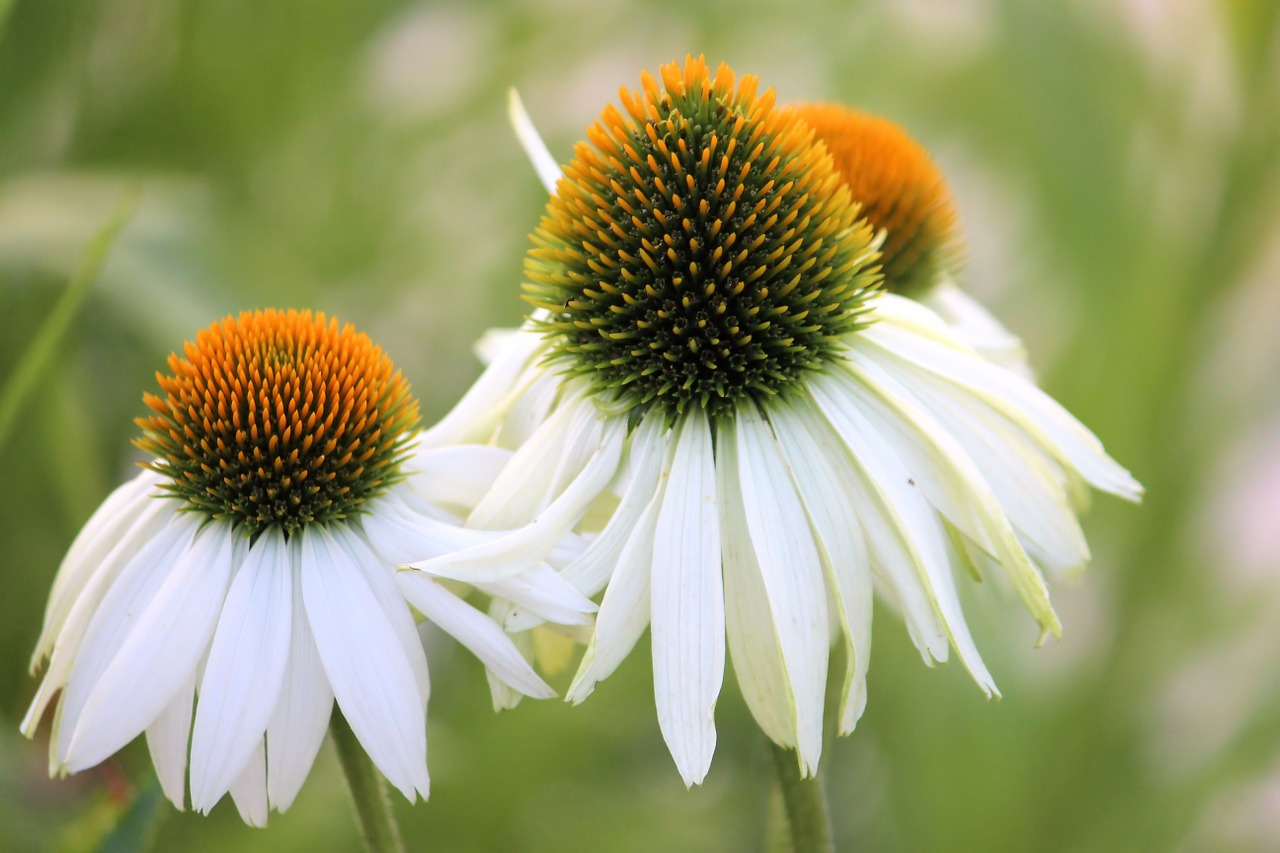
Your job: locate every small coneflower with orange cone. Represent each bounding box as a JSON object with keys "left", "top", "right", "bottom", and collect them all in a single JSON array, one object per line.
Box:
[
  {"left": 416, "top": 55, "right": 1141, "bottom": 791},
  {"left": 22, "top": 309, "right": 594, "bottom": 828}
]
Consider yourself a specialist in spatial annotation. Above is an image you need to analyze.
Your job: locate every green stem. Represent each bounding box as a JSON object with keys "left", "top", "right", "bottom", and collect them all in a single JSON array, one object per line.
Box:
[
  {"left": 768, "top": 739, "right": 835, "bottom": 853},
  {"left": 330, "top": 712, "right": 405, "bottom": 853}
]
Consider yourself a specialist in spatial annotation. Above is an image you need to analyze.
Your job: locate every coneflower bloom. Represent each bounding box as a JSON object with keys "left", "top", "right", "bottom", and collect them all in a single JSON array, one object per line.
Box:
[
  {"left": 22, "top": 309, "right": 592, "bottom": 825},
  {"left": 417, "top": 57, "right": 1141, "bottom": 786}
]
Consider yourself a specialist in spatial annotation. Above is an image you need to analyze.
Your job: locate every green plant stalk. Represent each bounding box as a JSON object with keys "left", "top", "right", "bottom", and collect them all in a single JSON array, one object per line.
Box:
[
  {"left": 0, "top": 185, "right": 138, "bottom": 454},
  {"left": 768, "top": 739, "right": 835, "bottom": 853},
  {"left": 330, "top": 712, "right": 406, "bottom": 853}
]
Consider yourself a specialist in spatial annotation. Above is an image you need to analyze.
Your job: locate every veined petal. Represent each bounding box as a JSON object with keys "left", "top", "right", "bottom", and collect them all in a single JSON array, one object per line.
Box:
[
  {"left": 146, "top": 673, "right": 195, "bottom": 810},
  {"left": 407, "top": 444, "right": 513, "bottom": 511},
  {"left": 189, "top": 529, "right": 293, "bottom": 813},
  {"left": 863, "top": 295, "right": 1142, "bottom": 500},
  {"left": 561, "top": 409, "right": 668, "bottom": 597},
  {"left": 23, "top": 498, "right": 178, "bottom": 738},
  {"left": 265, "top": 540, "right": 333, "bottom": 813},
  {"left": 508, "top": 88, "right": 562, "bottom": 194},
  {"left": 734, "top": 405, "right": 829, "bottom": 775},
  {"left": 397, "top": 573, "right": 554, "bottom": 699},
  {"left": 32, "top": 471, "right": 163, "bottom": 668},
  {"left": 567, "top": 470, "right": 665, "bottom": 704},
  {"left": 301, "top": 526, "right": 428, "bottom": 802},
  {"left": 409, "top": 412, "right": 626, "bottom": 583},
  {"left": 63, "top": 517, "right": 236, "bottom": 772},
  {"left": 809, "top": 373, "right": 998, "bottom": 695},
  {"left": 228, "top": 740, "right": 268, "bottom": 828},
  {"left": 716, "top": 419, "right": 794, "bottom": 750},
  {"left": 839, "top": 354, "right": 1060, "bottom": 637},
  {"left": 417, "top": 326, "right": 546, "bottom": 450},
  {"left": 651, "top": 408, "right": 724, "bottom": 787},
  {"left": 770, "top": 399, "right": 875, "bottom": 734}
]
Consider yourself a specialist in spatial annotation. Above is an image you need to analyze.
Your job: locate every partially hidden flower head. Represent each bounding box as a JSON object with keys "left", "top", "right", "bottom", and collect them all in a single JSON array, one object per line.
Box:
[
  {"left": 784, "top": 102, "right": 1029, "bottom": 373},
  {"left": 22, "top": 309, "right": 593, "bottom": 825},
  {"left": 417, "top": 56, "right": 1142, "bottom": 786}
]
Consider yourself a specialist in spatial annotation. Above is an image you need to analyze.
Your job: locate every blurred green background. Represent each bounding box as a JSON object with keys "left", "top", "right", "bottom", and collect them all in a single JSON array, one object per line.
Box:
[{"left": 2, "top": 0, "right": 1279, "bottom": 850}]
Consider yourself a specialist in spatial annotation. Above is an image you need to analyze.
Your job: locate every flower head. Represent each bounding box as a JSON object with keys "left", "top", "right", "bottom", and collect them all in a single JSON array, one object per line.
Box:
[
  {"left": 23, "top": 309, "right": 591, "bottom": 824},
  {"left": 425, "top": 57, "right": 1142, "bottom": 786}
]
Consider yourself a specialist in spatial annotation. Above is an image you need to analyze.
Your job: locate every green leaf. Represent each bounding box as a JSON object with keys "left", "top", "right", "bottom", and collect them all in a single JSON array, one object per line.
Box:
[{"left": 96, "top": 783, "right": 165, "bottom": 853}]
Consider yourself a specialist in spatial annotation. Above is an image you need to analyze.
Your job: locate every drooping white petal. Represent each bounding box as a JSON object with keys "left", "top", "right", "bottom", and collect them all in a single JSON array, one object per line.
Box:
[
  {"left": 23, "top": 497, "right": 178, "bottom": 737},
  {"left": 397, "top": 573, "right": 554, "bottom": 699},
  {"left": 716, "top": 419, "right": 794, "bottom": 750},
  {"left": 228, "top": 740, "right": 268, "bottom": 828},
  {"left": 417, "top": 326, "right": 546, "bottom": 450},
  {"left": 770, "top": 399, "right": 875, "bottom": 734},
  {"left": 189, "top": 529, "right": 293, "bottom": 813},
  {"left": 809, "top": 374, "right": 998, "bottom": 695},
  {"left": 567, "top": 476, "right": 664, "bottom": 704},
  {"left": 863, "top": 295, "right": 1142, "bottom": 499},
  {"left": 734, "top": 405, "right": 829, "bottom": 774},
  {"left": 300, "top": 527, "right": 428, "bottom": 802},
  {"left": 265, "top": 539, "right": 333, "bottom": 813},
  {"left": 484, "top": 614, "right": 535, "bottom": 712},
  {"left": 406, "top": 444, "right": 513, "bottom": 511},
  {"left": 32, "top": 471, "right": 163, "bottom": 668},
  {"left": 146, "top": 673, "right": 195, "bottom": 810},
  {"left": 839, "top": 354, "right": 1061, "bottom": 636},
  {"left": 410, "top": 410, "right": 626, "bottom": 583},
  {"left": 561, "top": 410, "right": 668, "bottom": 597},
  {"left": 651, "top": 409, "right": 724, "bottom": 787},
  {"left": 61, "top": 516, "right": 235, "bottom": 772},
  {"left": 476, "top": 562, "right": 597, "bottom": 629},
  {"left": 922, "top": 282, "right": 1031, "bottom": 377},
  {"left": 507, "top": 88, "right": 562, "bottom": 194}
]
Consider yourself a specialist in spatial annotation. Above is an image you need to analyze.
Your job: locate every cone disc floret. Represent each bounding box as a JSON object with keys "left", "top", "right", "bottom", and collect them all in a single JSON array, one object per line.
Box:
[
  {"left": 525, "top": 57, "right": 881, "bottom": 418},
  {"left": 136, "top": 309, "right": 421, "bottom": 535},
  {"left": 786, "top": 103, "right": 961, "bottom": 297}
]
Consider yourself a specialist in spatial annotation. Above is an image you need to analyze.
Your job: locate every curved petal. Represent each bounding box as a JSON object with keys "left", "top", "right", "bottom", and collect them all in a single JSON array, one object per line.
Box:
[
  {"left": 406, "top": 444, "right": 513, "bottom": 511},
  {"left": 228, "top": 740, "right": 268, "bottom": 827},
  {"left": 508, "top": 88, "right": 562, "bottom": 193},
  {"left": 651, "top": 409, "right": 724, "bottom": 787},
  {"left": 146, "top": 673, "right": 196, "bottom": 810},
  {"left": 475, "top": 563, "right": 597, "bottom": 629}
]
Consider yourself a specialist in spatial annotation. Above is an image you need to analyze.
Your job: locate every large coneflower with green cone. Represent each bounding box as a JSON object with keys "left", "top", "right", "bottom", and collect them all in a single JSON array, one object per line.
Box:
[{"left": 415, "top": 56, "right": 1142, "bottom": 787}]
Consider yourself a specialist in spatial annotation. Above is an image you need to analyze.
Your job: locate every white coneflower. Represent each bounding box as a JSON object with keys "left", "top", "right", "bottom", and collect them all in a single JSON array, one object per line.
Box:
[
  {"left": 22, "top": 309, "right": 592, "bottom": 826},
  {"left": 417, "top": 57, "right": 1141, "bottom": 786}
]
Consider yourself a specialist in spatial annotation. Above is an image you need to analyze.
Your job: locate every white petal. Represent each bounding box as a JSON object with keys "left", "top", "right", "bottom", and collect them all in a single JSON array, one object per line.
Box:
[
  {"left": 650, "top": 409, "right": 724, "bottom": 786},
  {"left": 560, "top": 410, "right": 668, "bottom": 597},
  {"left": 770, "top": 401, "right": 874, "bottom": 734},
  {"left": 840, "top": 354, "right": 1060, "bottom": 635},
  {"left": 921, "top": 282, "right": 1031, "bottom": 377},
  {"left": 716, "top": 420, "right": 794, "bottom": 750},
  {"left": 476, "top": 562, "right": 597, "bottom": 629},
  {"left": 266, "top": 540, "right": 333, "bottom": 813},
  {"left": 507, "top": 88, "right": 562, "bottom": 194},
  {"left": 65, "top": 522, "right": 239, "bottom": 772},
  {"left": 33, "top": 471, "right": 162, "bottom": 668},
  {"left": 228, "top": 740, "right": 268, "bottom": 828},
  {"left": 406, "top": 444, "right": 513, "bottom": 511},
  {"left": 301, "top": 527, "right": 428, "bottom": 802},
  {"left": 809, "top": 374, "right": 998, "bottom": 695},
  {"left": 417, "top": 326, "right": 546, "bottom": 449},
  {"left": 484, "top": 620, "right": 534, "bottom": 712},
  {"left": 567, "top": 477, "right": 664, "bottom": 704},
  {"left": 409, "top": 412, "right": 627, "bottom": 583},
  {"left": 146, "top": 673, "right": 195, "bottom": 810},
  {"left": 189, "top": 529, "right": 293, "bottom": 812},
  {"left": 863, "top": 296, "right": 1142, "bottom": 499},
  {"left": 734, "top": 407, "right": 829, "bottom": 774},
  {"left": 398, "top": 573, "right": 554, "bottom": 699}
]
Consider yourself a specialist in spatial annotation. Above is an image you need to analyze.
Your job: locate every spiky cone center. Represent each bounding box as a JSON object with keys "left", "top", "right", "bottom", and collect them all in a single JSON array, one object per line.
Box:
[
  {"left": 525, "top": 56, "right": 881, "bottom": 419},
  {"left": 135, "top": 309, "right": 421, "bottom": 536},
  {"left": 785, "top": 103, "right": 961, "bottom": 298}
]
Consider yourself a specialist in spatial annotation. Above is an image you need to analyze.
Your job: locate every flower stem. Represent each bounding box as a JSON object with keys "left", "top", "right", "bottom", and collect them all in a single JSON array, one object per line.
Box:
[
  {"left": 330, "top": 712, "right": 405, "bottom": 853},
  {"left": 768, "top": 739, "right": 835, "bottom": 853}
]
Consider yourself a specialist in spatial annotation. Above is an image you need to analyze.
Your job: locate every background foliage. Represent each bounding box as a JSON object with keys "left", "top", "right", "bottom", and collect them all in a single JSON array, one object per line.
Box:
[{"left": 2, "top": 1, "right": 1278, "bottom": 850}]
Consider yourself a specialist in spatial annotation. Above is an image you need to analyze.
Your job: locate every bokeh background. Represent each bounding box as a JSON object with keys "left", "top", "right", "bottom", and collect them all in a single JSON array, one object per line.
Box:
[{"left": 2, "top": 0, "right": 1278, "bottom": 850}]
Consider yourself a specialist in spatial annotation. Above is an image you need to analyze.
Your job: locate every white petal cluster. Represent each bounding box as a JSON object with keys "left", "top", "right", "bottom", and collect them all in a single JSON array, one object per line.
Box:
[
  {"left": 411, "top": 292, "right": 1141, "bottom": 786},
  {"left": 23, "top": 438, "right": 594, "bottom": 824}
]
